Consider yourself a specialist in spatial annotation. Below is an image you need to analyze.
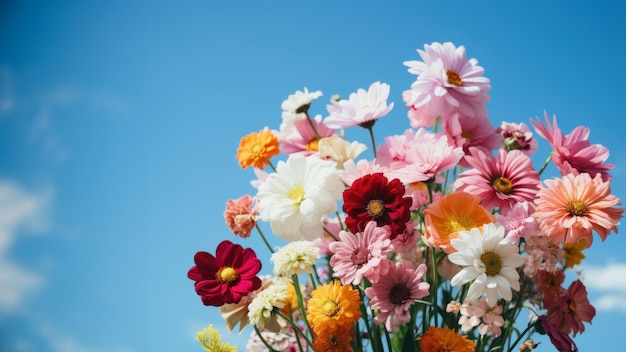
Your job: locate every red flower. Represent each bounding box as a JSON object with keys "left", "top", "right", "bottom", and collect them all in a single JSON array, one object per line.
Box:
[
  {"left": 537, "top": 315, "right": 578, "bottom": 352},
  {"left": 187, "top": 240, "right": 262, "bottom": 307},
  {"left": 342, "top": 173, "right": 412, "bottom": 238},
  {"left": 544, "top": 279, "right": 596, "bottom": 336}
]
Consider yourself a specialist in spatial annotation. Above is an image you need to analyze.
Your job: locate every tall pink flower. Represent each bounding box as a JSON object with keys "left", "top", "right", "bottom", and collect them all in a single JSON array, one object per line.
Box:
[
  {"left": 531, "top": 112, "right": 613, "bottom": 181},
  {"left": 534, "top": 172, "right": 624, "bottom": 247},
  {"left": 544, "top": 279, "right": 596, "bottom": 336},
  {"left": 324, "top": 81, "right": 394, "bottom": 129},
  {"left": 365, "top": 261, "right": 430, "bottom": 332},
  {"left": 453, "top": 148, "right": 541, "bottom": 215},
  {"left": 329, "top": 221, "right": 392, "bottom": 285},
  {"left": 224, "top": 195, "right": 258, "bottom": 238}
]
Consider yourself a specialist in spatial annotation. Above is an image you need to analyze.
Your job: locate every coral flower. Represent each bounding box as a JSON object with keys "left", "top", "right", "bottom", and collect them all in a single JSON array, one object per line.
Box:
[
  {"left": 307, "top": 280, "right": 362, "bottom": 334},
  {"left": 312, "top": 325, "right": 354, "bottom": 352},
  {"left": 342, "top": 173, "right": 413, "bottom": 238},
  {"left": 453, "top": 148, "right": 541, "bottom": 215},
  {"left": 423, "top": 191, "right": 496, "bottom": 254},
  {"left": 324, "top": 81, "right": 394, "bottom": 129},
  {"left": 223, "top": 194, "right": 257, "bottom": 238},
  {"left": 188, "top": 240, "right": 262, "bottom": 307},
  {"left": 236, "top": 128, "right": 280, "bottom": 169},
  {"left": 418, "top": 326, "right": 476, "bottom": 352},
  {"left": 534, "top": 172, "right": 624, "bottom": 247},
  {"left": 544, "top": 279, "right": 596, "bottom": 336}
]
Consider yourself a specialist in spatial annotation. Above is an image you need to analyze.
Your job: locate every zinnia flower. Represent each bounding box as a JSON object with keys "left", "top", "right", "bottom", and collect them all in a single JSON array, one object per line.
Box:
[
  {"left": 196, "top": 324, "right": 238, "bottom": 352},
  {"left": 324, "top": 81, "right": 394, "bottom": 129},
  {"left": 544, "top": 279, "right": 596, "bottom": 336},
  {"left": 188, "top": 240, "right": 262, "bottom": 306},
  {"left": 329, "top": 220, "right": 392, "bottom": 285},
  {"left": 236, "top": 128, "right": 280, "bottom": 169},
  {"left": 256, "top": 154, "right": 344, "bottom": 241},
  {"left": 534, "top": 172, "right": 624, "bottom": 247},
  {"left": 312, "top": 325, "right": 354, "bottom": 352},
  {"left": 418, "top": 326, "right": 476, "bottom": 352},
  {"left": 270, "top": 240, "right": 320, "bottom": 277},
  {"left": 423, "top": 191, "right": 496, "bottom": 254},
  {"left": 306, "top": 280, "right": 362, "bottom": 334},
  {"left": 453, "top": 148, "right": 541, "bottom": 215},
  {"left": 365, "top": 261, "right": 430, "bottom": 332},
  {"left": 342, "top": 173, "right": 412, "bottom": 238},
  {"left": 448, "top": 223, "right": 525, "bottom": 307},
  {"left": 223, "top": 194, "right": 257, "bottom": 238}
]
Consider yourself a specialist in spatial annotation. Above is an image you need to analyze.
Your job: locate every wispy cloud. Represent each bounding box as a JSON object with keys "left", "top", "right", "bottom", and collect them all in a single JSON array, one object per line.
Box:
[
  {"left": 37, "top": 323, "right": 137, "bottom": 352},
  {"left": 578, "top": 262, "right": 626, "bottom": 313}
]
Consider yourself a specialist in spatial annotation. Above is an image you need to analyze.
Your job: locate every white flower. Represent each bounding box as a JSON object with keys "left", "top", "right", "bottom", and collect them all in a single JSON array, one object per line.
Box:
[
  {"left": 256, "top": 154, "right": 344, "bottom": 241},
  {"left": 448, "top": 223, "right": 525, "bottom": 307},
  {"left": 317, "top": 135, "right": 367, "bottom": 169},
  {"left": 247, "top": 280, "right": 289, "bottom": 328},
  {"left": 271, "top": 240, "right": 320, "bottom": 277},
  {"left": 280, "top": 87, "right": 323, "bottom": 128},
  {"left": 324, "top": 81, "right": 394, "bottom": 129}
]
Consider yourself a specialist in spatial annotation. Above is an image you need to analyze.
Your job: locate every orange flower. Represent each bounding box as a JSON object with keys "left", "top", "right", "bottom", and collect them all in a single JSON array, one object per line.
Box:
[
  {"left": 562, "top": 239, "right": 586, "bottom": 269},
  {"left": 306, "top": 280, "right": 361, "bottom": 334},
  {"left": 423, "top": 191, "right": 495, "bottom": 253},
  {"left": 419, "top": 326, "right": 476, "bottom": 352},
  {"left": 312, "top": 325, "right": 354, "bottom": 352},
  {"left": 236, "top": 128, "right": 280, "bottom": 169}
]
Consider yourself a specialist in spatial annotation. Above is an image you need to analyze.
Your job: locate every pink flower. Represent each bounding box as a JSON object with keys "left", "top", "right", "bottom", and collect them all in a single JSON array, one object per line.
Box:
[
  {"left": 495, "top": 201, "right": 538, "bottom": 243},
  {"left": 453, "top": 148, "right": 541, "bottom": 215},
  {"left": 442, "top": 112, "right": 501, "bottom": 168},
  {"left": 277, "top": 114, "right": 336, "bottom": 156},
  {"left": 365, "top": 261, "right": 430, "bottom": 332},
  {"left": 377, "top": 128, "right": 440, "bottom": 171},
  {"left": 544, "top": 279, "right": 596, "bottom": 336},
  {"left": 497, "top": 121, "right": 538, "bottom": 156},
  {"left": 340, "top": 159, "right": 390, "bottom": 186},
  {"left": 329, "top": 221, "right": 392, "bottom": 285},
  {"left": 531, "top": 112, "right": 613, "bottom": 181},
  {"left": 223, "top": 195, "right": 258, "bottom": 238},
  {"left": 324, "top": 81, "right": 394, "bottom": 129}
]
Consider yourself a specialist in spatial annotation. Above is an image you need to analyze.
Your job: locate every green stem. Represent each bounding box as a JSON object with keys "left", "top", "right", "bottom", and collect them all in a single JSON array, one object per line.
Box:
[
  {"left": 537, "top": 154, "right": 552, "bottom": 176},
  {"left": 253, "top": 325, "right": 281, "bottom": 352},
  {"left": 255, "top": 224, "right": 275, "bottom": 253},
  {"left": 507, "top": 322, "right": 534, "bottom": 352},
  {"left": 276, "top": 311, "right": 313, "bottom": 350},
  {"left": 367, "top": 125, "right": 377, "bottom": 159},
  {"left": 292, "top": 274, "right": 313, "bottom": 335}
]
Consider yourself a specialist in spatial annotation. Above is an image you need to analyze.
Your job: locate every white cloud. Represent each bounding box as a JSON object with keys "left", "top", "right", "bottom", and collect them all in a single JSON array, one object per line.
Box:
[
  {"left": 38, "top": 323, "right": 137, "bottom": 352},
  {"left": 578, "top": 262, "right": 626, "bottom": 313},
  {"left": 593, "top": 294, "right": 626, "bottom": 313}
]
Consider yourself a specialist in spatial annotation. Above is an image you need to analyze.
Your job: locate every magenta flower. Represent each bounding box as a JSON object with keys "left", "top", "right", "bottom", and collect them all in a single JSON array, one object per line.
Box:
[
  {"left": 329, "top": 221, "right": 392, "bottom": 285},
  {"left": 453, "top": 148, "right": 541, "bottom": 215},
  {"left": 537, "top": 315, "right": 579, "bottom": 352},
  {"left": 544, "top": 279, "right": 596, "bottom": 336}
]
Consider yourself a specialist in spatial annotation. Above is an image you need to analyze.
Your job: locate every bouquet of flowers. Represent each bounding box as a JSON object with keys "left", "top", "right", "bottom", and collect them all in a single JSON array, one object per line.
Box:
[{"left": 187, "top": 42, "right": 624, "bottom": 352}]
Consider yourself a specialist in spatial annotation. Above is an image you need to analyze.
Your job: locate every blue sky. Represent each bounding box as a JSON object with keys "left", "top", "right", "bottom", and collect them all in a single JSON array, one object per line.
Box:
[{"left": 1, "top": 1, "right": 625, "bottom": 351}]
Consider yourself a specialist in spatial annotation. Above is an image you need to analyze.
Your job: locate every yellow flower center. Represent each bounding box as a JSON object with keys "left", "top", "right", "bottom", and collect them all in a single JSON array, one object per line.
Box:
[
  {"left": 566, "top": 200, "right": 588, "bottom": 216},
  {"left": 216, "top": 266, "right": 239, "bottom": 284},
  {"left": 250, "top": 143, "right": 263, "bottom": 155},
  {"left": 321, "top": 300, "right": 340, "bottom": 317},
  {"left": 567, "top": 298, "right": 577, "bottom": 313},
  {"left": 446, "top": 216, "right": 475, "bottom": 234},
  {"left": 461, "top": 130, "right": 473, "bottom": 141},
  {"left": 480, "top": 252, "right": 502, "bottom": 276},
  {"left": 492, "top": 177, "right": 513, "bottom": 194},
  {"left": 446, "top": 69, "right": 463, "bottom": 87},
  {"left": 306, "top": 138, "right": 319, "bottom": 152},
  {"left": 367, "top": 199, "right": 385, "bottom": 218},
  {"left": 289, "top": 186, "right": 305, "bottom": 205}
]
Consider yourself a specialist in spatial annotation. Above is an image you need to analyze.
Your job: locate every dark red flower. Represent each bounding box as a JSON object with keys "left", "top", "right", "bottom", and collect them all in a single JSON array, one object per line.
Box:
[
  {"left": 187, "top": 240, "right": 262, "bottom": 306},
  {"left": 342, "top": 173, "right": 412, "bottom": 238},
  {"left": 537, "top": 315, "right": 578, "bottom": 352}
]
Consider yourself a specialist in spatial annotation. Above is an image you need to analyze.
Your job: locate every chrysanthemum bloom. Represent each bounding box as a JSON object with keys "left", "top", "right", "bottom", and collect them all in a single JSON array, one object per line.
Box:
[
  {"left": 196, "top": 324, "right": 237, "bottom": 352},
  {"left": 223, "top": 194, "right": 257, "bottom": 238},
  {"left": 236, "top": 128, "right": 280, "bottom": 169},
  {"left": 497, "top": 121, "right": 538, "bottom": 156},
  {"left": 531, "top": 112, "right": 613, "bottom": 181},
  {"left": 256, "top": 154, "right": 345, "bottom": 241},
  {"left": 317, "top": 134, "right": 368, "bottom": 169},
  {"left": 423, "top": 191, "right": 496, "bottom": 254},
  {"left": 495, "top": 201, "right": 537, "bottom": 244},
  {"left": 403, "top": 41, "right": 491, "bottom": 123},
  {"left": 312, "top": 325, "right": 354, "bottom": 352},
  {"left": 342, "top": 173, "right": 413, "bottom": 238},
  {"left": 247, "top": 280, "right": 289, "bottom": 330},
  {"left": 418, "top": 326, "right": 476, "bottom": 352},
  {"left": 280, "top": 87, "right": 323, "bottom": 127},
  {"left": 219, "top": 275, "right": 274, "bottom": 333},
  {"left": 329, "top": 220, "right": 392, "bottom": 285},
  {"left": 270, "top": 240, "right": 320, "bottom": 277},
  {"left": 365, "top": 261, "right": 430, "bottom": 332},
  {"left": 188, "top": 240, "right": 262, "bottom": 306},
  {"left": 534, "top": 172, "right": 624, "bottom": 247},
  {"left": 544, "top": 279, "right": 596, "bottom": 336},
  {"left": 453, "top": 148, "right": 541, "bottom": 215},
  {"left": 324, "top": 81, "right": 394, "bottom": 129},
  {"left": 449, "top": 223, "right": 525, "bottom": 307},
  {"left": 376, "top": 128, "right": 439, "bottom": 171},
  {"left": 442, "top": 112, "right": 501, "bottom": 168},
  {"left": 562, "top": 239, "right": 586, "bottom": 269},
  {"left": 277, "top": 114, "right": 336, "bottom": 156},
  {"left": 537, "top": 315, "right": 579, "bottom": 352},
  {"left": 307, "top": 280, "right": 361, "bottom": 335}
]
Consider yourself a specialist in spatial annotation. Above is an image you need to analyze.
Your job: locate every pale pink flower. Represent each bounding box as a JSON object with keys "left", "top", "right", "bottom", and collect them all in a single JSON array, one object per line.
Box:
[
  {"left": 496, "top": 201, "right": 538, "bottom": 243},
  {"left": 365, "top": 261, "right": 430, "bottom": 332},
  {"left": 324, "top": 81, "right": 394, "bottom": 129},
  {"left": 522, "top": 231, "right": 565, "bottom": 277},
  {"left": 497, "top": 121, "right": 538, "bottom": 156},
  {"left": 340, "top": 159, "right": 389, "bottom": 186},
  {"left": 458, "top": 297, "right": 505, "bottom": 337},
  {"left": 277, "top": 114, "right": 336, "bottom": 156},
  {"left": 442, "top": 112, "right": 501, "bottom": 168},
  {"left": 544, "top": 279, "right": 596, "bottom": 336},
  {"left": 329, "top": 221, "right": 392, "bottom": 285},
  {"left": 377, "top": 128, "right": 440, "bottom": 171},
  {"left": 223, "top": 194, "right": 258, "bottom": 238},
  {"left": 453, "top": 148, "right": 541, "bottom": 215},
  {"left": 390, "top": 220, "right": 420, "bottom": 253},
  {"left": 534, "top": 172, "right": 624, "bottom": 247},
  {"left": 531, "top": 112, "right": 613, "bottom": 181},
  {"left": 250, "top": 167, "right": 269, "bottom": 189},
  {"left": 317, "top": 134, "right": 368, "bottom": 169}
]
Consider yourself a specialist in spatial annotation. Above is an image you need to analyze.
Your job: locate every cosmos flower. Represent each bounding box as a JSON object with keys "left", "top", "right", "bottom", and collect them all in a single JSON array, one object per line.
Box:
[
  {"left": 544, "top": 279, "right": 596, "bottom": 336},
  {"left": 276, "top": 114, "right": 336, "bottom": 156},
  {"left": 188, "top": 240, "right": 263, "bottom": 307},
  {"left": 537, "top": 315, "right": 579, "bottom": 352},
  {"left": 237, "top": 128, "right": 280, "bottom": 169},
  {"left": 324, "top": 81, "right": 394, "bottom": 129},
  {"left": 223, "top": 194, "right": 257, "bottom": 238},
  {"left": 442, "top": 112, "right": 501, "bottom": 168},
  {"left": 418, "top": 326, "right": 476, "bottom": 352},
  {"left": 306, "top": 280, "right": 362, "bottom": 334},
  {"left": 280, "top": 87, "right": 323, "bottom": 127}
]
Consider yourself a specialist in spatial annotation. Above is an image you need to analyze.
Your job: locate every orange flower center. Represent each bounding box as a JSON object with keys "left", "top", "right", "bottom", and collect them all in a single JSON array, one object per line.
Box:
[
  {"left": 567, "top": 298, "right": 577, "bottom": 313},
  {"left": 389, "top": 283, "right": 411, "bottom": 305},
  {"left": 566, "top": 200, "right": 588, "bottom": 216},
  {"left": 289, "top": 186, "right": 305, "bottom": 205},
  {"left": 216, "top": 266, "right": 239, "bottom": 284},
  {"left": 492, "top": 177, "right": 513, "bottom": 194},
  {"left": 367, "top": 199, "right": 385, "bottom": 218},
  {"left": 480, "top": 252, "right": 502, "bottom": 276},
  {"left": 446, "top": 216, "right": 475, "bottom": 234},
  {"left": 446, "top": 69, "right": 463, "bottom": 87},
  {"left": 350, "top": 247, "right": 370, "bottom": 267},
  {"left": 322, "top": 300, "right": 340, "bottom": 317},
  {"left": 306, "top": 138, "right": 319, "bottom": 152},
  {"left": 461, "top": 130, "right": 473, "bottom": 141}
]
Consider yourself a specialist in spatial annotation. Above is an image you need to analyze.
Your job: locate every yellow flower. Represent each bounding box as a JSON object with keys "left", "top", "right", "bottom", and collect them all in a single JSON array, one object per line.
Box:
[
  {"left": 307, "top": 280, "right": 361, "bottom": 335},
  {"left": 236, "top": 128, "right": 280, "bottom": 169},
  {"left": 563, "top": 239, "right": 586, "bottom": 269},
  {"left": 419, "top": 326, "right": 476, "bottom": 352},
  {"left": 196, "top": 325, "right": 238, "bottom": 352}
]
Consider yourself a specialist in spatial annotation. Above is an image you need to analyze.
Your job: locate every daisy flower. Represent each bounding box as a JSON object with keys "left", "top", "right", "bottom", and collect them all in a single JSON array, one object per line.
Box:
[
  {"left": 236, "top": 127, "right": 280, "bottom": 170},
  {"left": 270, "top": 240, "right": 320, "bottom": 278},
  {"left": 418, "top": 326, "right": 476, "bottom": 352},
  {"left": 365, "top": 261, "right": 430, "bottom": 332},
  {"left": 324, "top": 81, "right": 394, "bottom": 129},
  {"left": 329, "top": 220, "right": 392, "bottom": 285},
  {"left": 280, "top": 87, "right": 323, "bottom": 126},
  {"left": 534, "top": 172, "right": 624, "bottom": 247},
  {"left": 544, "top": 279, "right": 596, "bottom": 336},
  {"left": 453, "top": 148, "right": 541, "bottom": 215},
  {"left": 256, "top": 154, "right": 345, "bottom": 241},
  {"left": 306, "top": 280, "right": 362, "bottom": 333},
  {"left": 196, "top": 324, "right": 237, "bottom": 352},
  {"left": 448, "top": 223, "right": 525, "bottom": 307},
  {"left": 423, "top": 191, "right": 496, "bottom": 254},
  {"left": 223, "top": 194, "right": 257, "bottom": 238},
  {"left": 187, "top": 240, "right": 262, "bottom": 307},
  {"left": 247, "top": 280, "right": 289, "bottom": 329}
]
